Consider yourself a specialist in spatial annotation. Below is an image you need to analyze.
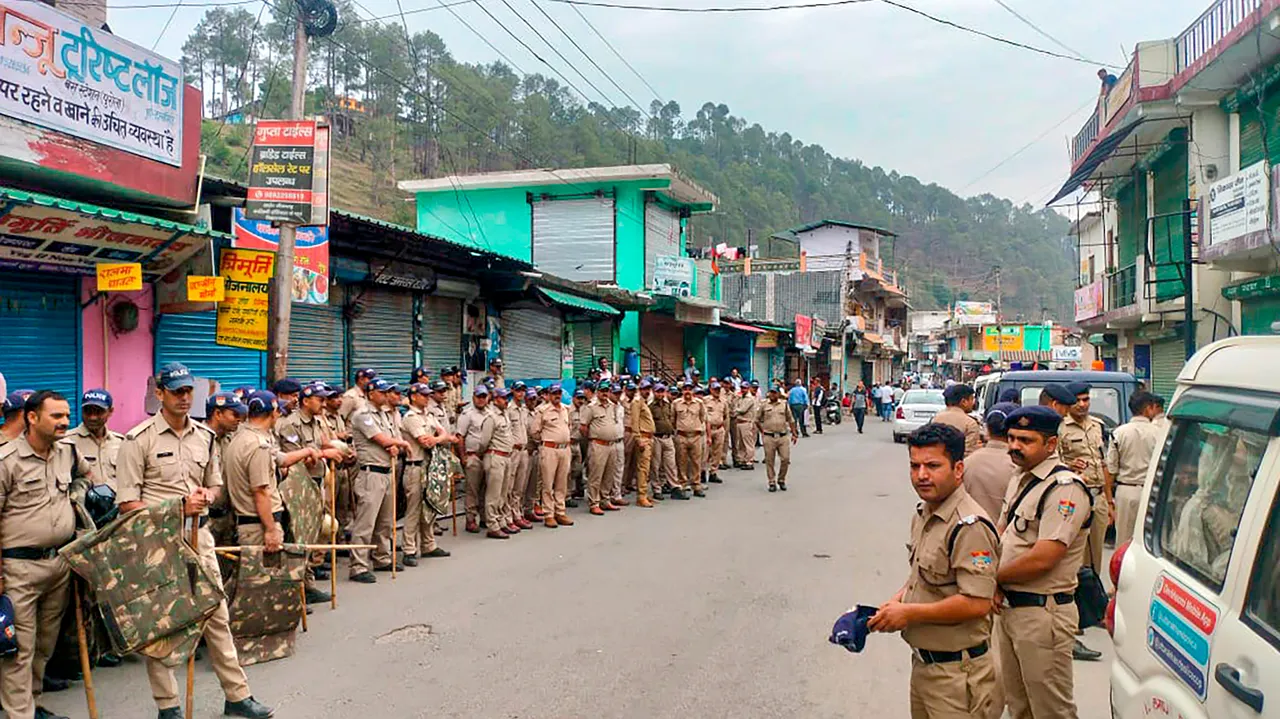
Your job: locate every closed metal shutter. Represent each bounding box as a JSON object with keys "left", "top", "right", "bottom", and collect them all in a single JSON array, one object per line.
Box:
[
  {"left": 288, "top": 300, "right": 345, "bottom": 385},
  {"left": 641, "top": 313, "right": 684, "bottom": 382},
  {"left": 1239, "top": 89, "right": 1280, "bottom": 167},
  {"left": 752, "top": 347, "right": 770, "bottom": 384},
  {"left": 502, "top": 308, "right": 562, "bottom": 381},
  {"left": 348, "top": 287, "right": 414, "bottom": 385},
  {"left": 645, "top": 202, "right": 680, "bottom": 288},
  {"left": 0, "top": 272, "right": 80, "bottom": 419},
  {"left": 420, "top": 295, "right": 461, "bottom": 374},
  {"left": 531, "top": 197, "right": 615, "bottom": 282},
  {"left": 570, "top": 320, "right": 614, "bottom": 378},
  {"left": 1116, "top": 173, "right": 1145, "bottom": 269},
  {"left": 1150, "top": 132, "right": 1188, "bottom": 302},
  {"left": 154, "top": 311, "right": 266, "bottom": 392},
  {"left": 1149, "top": 339, "right": 1185, "bottom": 401}
]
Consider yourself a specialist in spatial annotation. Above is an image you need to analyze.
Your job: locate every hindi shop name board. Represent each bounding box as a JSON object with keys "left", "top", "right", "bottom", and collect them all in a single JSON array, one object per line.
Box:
[
  {"left": 246, "top": 120, "right": 325, "bottom": 225},
  {"left": 232, "top": 208, "right": 328, "bottom": 304},
  {"left": 216, "top": 248, "right": 274, "bottom": 351},
  {"left": 0, "top": 203, "right": 201, "bottom": 275},
  {"left": 95, "top": 261, "right": 140, "bottom": 290},
  {"left": 0, "top": 1, "right": 183, "bottom": 166},
  {"left": 651, "top": 255, "right": 695, "bottom": 297},
  {"left": 1207, "top": 161, "right": 1269, "bottom": 248}
]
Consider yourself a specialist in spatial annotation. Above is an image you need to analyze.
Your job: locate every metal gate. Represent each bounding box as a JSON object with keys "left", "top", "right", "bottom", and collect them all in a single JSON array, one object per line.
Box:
[
  {"left": 531, "top": 197, "right": 615, "bottom": 282},
  {"left": 420, "top": 295, "right": 462, "bottom": 374},
  {"left": 644, "top": 201, "right": 680, "bottom": 289},
  {"left": 1149, "top": 339, "right": 1184, "bottom": 401},
  {"left": 502, "top": 308, "right": 562, "bottom": 381},
  {"left": 0, "top": 272, "right": 80, "bottom": 418},
  {"left": 347, "top": 286, "right": 414, "bottom": 385},
  {"left": 154, "top": 311, "right": 266, "bottom": 392},
  {"left": 571, "top": 320, "right": 613, "bottom": 378},
  {"left": 289, "top": 301, "right": 345, "bottom": 386}
]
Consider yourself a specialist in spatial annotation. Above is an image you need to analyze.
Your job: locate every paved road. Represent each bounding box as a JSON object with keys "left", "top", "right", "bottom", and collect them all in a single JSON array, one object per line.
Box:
[{"left": 43, "top": 416, "right": 1113, "bottom": 718}]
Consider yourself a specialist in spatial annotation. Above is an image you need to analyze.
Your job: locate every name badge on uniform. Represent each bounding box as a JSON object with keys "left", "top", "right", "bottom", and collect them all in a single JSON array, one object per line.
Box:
[{"left": 156, "top": 451, "right": 174, "bottom": 458}]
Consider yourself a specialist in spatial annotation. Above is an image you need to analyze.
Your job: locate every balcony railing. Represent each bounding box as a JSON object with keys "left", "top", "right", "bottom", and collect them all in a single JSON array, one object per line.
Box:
[
  {"left": 1071, "top": 112, "right": 1101, "bottom": 165},
  {"left": 856, "top": 252, "right": 901, "bottom": 290},
  {"left": 1071, "top": 60, "right": 1135, "bottom": 165},
  {"left": 1177, "top": 0, "right": 1261, "bottom": 72},
  {"left": 1108, "top": 264, "right": 1137, "bottom": 310}
]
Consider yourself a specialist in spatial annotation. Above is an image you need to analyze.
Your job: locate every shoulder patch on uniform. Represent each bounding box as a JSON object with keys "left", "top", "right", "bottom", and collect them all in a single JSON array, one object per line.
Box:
[
  {"left": 969, "top": 550, "right": 993, "bottom": 569},
  {"left": 193, "top": 420, "right": 215, "bottom": 436},
  {"left": 1057, "top": 498, "right": 1077, "bottom": 519}
]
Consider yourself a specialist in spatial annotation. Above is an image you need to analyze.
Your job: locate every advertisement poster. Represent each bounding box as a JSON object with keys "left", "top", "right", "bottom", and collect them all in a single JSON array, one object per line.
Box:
[
  {"left": 0, "top": 203, "right": 204, "bottom": 275},
  {"left": 794, "top": 314, "right": 812, "bottom": 349},
  {"left": 246, "top": 120, "right": 317, "bottom": 224},
  {"left": 1074, "top": 281, "right": 1103, "bottom": 321},
  {"left": 651, "top": 255, "right": 695, "bottom": 297},
  {"left": 232, "top": 208, "right": 328, "bottom": 304},
  {"left": 0, "top": 1, "right": 183, "bottom": 165},
  {"left": 953, "top": 301, "right": 996, "bottom": 325},
  {"left": 216, "top": 248, "right": 274, "bottom": 351},
  {"left": 982, "top": 325, "right": 1024, "bottom": 352}
]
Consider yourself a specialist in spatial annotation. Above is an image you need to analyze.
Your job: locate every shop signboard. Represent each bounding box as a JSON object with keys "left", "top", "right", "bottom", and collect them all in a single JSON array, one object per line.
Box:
[
  {"left": 246, "top": 120, "right": 321, "bottom": 224},
  {"left": 0, "top": 1, "right": 184, "bottom": 165},
  {"left": 215, "top": 248, "right": 274, "bottom": 351},
  {"left": 756, "top": 331, "right": 778, "bottom": 349},
  {"left": 0, "top": 202, "right": 205, "bottom": 275},
  {"left": 1074, "top": 280, "right": 1103, "bottom": 321},
  {"left": 982, "top": 325, "right": 1024, "bottom": 352},
  {"left": 96, "top": 262, "right": 141, "bottom": 291},
  {"left": 1052, "top": 345, "right": 1083, "bottom": 363},
  {"left": 1207, "top": 161, "right": 1268, "bottom": 247},
  {"left": 232, "top": 208, "right": 329, "bottom": 304},
  {"left": 953, "top": 301, "right": 996, "bottom": 325},
  {"left": 794, "top": 314, "right": 812, "bottom": 349},
  {"left": 186, "top": 275, "right": 224, "bottom": 302},
  {"left": 651, "top": 255, "right": 695, "bottom": 297},
  {"left": 811, "top": 317, "right": 826, "bottom": 349}
]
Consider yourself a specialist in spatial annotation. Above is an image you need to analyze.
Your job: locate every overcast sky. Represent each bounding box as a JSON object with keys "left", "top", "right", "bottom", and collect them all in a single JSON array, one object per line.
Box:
[{"left": 118, "top": 0, "right": 1210, "bottom": 207}]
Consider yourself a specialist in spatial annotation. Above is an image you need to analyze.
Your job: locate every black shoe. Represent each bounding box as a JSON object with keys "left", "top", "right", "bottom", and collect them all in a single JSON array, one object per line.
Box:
[
  {"left": 709, "top": 476, "right": 723, "bottom": 484},
  {"left": 434, "top": 525, "right": 445, "bottom": 536},
  {"left": 35, "top": 707, "right": 69, "bottom": 719},
  {"left": 312, "top": 566, "right": 330, "bottom": 581},
  {"left": 565, "top": 498, "right": 580, "bottom": 508},
  {"left": 719, "top": 464, "right": 731, "bottom": 471},
  {"left": 423, "top": 548, "right": 451, "bottom": 558},
  {"left": 373, "top": 563, "right": 403, "bottom": 573},
  {"left": 97, "top": 652, "right": 123, "bottom": 668},
  {"left": 304, "top": 586, "right": 331, "bottom": 604},
  {"left": 157, "top": 708, "right": 183, "bottom": 719},
  {"left": 224, "top": 695, "right": 274, "bottom": 718},
  {"left": 1072, "top": 639, "right": 1102, "bottom": 662},
  {"left": 768, "top": 485, "right": 777, "bottom": 492},
  {"left": 779, "top": 483, "right": 787, "bottom": 491},
  {"left": 402, "top": 555, "right": 419, "bottom": 567},
  {"left": 668, "top": 488, "right": 689, "bottom": 500},
  {"left": 652, "top": 491, "right": 666, "bottom": 501},
  {"left": 693, "top": 490, "right": 707, "bottom": 498},
  {"left": 42, "top": 676, "right": 71, "bottom": 692},
  {"left": 349, "top": 571, "right": 377, "bottom": 584}
]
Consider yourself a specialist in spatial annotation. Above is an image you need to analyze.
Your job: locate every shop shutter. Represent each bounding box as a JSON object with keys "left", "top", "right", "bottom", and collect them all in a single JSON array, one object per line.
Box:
[
  {"left": 1149, "top": 339, "right": 1185, "bottom": 401},
  {"left": 1151, "top": 133, "right": 1188, "bottom": 302},
  {"left": 0, "top": 272, "right": 80, "bottom": 419},
  {"left": 420, "top": 295, "right": 462, "bottom": 373},
  {"left": 348, "top": 287, "right": 414, "bottom": 386},
  {"left": 641, "top": 313, "right": 684, "bottom": 381},
  {"left": 531, "top": 197, "right": 615, "bottom": 282},
  {"left": 502, "top": 308, "right": 562, "bottom": 381},
  {"left": 752, "top": 347, "right": 771, "bottom": 384},
  {"left": 154, "top": 312, "right": 265, "bottom": 392},
  {"left": 288, "top": 301, "right": 345, "bottom": 386},
  {"left": 1115, "top": 175, "right": 1145, "bottom": 269},
  {"left": 570, "top": 320, "right": 613, "bottom": 378},
  {"left": 1238, "top": 88, "right": 1280, "bottom": 168},
  {"left": 1240, "top": 296, "right": 1280, "bottom": 335},
  {"left": 644, "top": 202, "right": 680, "bottom": 289}
]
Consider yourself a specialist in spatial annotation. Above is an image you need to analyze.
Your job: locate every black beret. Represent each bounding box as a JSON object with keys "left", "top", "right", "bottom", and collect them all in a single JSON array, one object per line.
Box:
[
  {"left": 1005, "top": 405, "right": 1062, "bottom": 435},
  {"left": 1042, "top": 383, "right": 1079, "bottom": 405}
]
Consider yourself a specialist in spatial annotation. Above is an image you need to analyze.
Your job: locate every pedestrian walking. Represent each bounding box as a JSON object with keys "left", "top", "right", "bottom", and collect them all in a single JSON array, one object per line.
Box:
[
  {"left": 787, "top": 379, "right": 810, "bottom": 437},
  {"left": 757, "top": 385, "right": 798, "bottom": 492},
  {"left": 810, "top": 379, "right": 827, "bottom": 435},
  {"left": 851, "top": 381, "right": 870, "bottom": 434}
]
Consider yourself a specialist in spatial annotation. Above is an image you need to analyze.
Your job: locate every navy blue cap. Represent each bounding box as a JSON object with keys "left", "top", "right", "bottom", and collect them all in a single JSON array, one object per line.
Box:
[
  {"left": 0, "top": 595, "right": 18, "bottom": 657},
  {"left": 829, "top": 605, "right": 878, "bottom": 654},
  {"left": 355, "top": 368, "right": 378, "bottom": 380},
  {"left": 157, "top": 362, "right": 195, "bottom": 390},
  {"left": 272, "top": 378, "right": 302, "bottom": 395},
  {"left": 998, "top": 387, "right": 1021, "bottom": 404},
  {"left": 300, "top": 382, "right": 326, "bottom": 399},
  {"left": 1006, "top": 405, "right": 1063, "bottom": 435},
  {"left": 681, "top": 381, "right": 694, "bottom": 389},
  {"left": 984, "top": 402, "right": 1020, "bottom": 434},
  {"left": 496, "top": 388, "right": 513, "bottom": 400},
  {"left": 1065, "top": 381, "right": 1092, "bottom": 397},
  {"left": 428, "top": 380, "right": 448, "bottom": 393},
  {"left": 472, "top": 385, "right": 490, "bottom": 397},
  {"left": 3, "top": 390, "right": 32, "bottom": 414},
  {"left": 411, "top": 367, "right": 431, "bottom": 381},
  {"left": 654, "top": 383, "right": 668, "bottom": 392},
  {"left": 326, "top": 384, "right": 345, "bottom": 396},
  {"left": 709, "top": 381, "right": 721, "bottom": 390},
  {"left": 233, "top": 386, "right": 255, "bottom": 400},
  {"left": 639, "top": 379, "right": 652, "bottom": 389},
  {"left": 385, "top": 383, "right": 402, "bottom": 394},
  {"left": 82, "top": 389, "right": 112, "bottom": 409},
  {"left": 549, "top": 383, "right": 562, "bottom": 393},
  {"left": 750, "top": 379, "right": 760, "bottom": 387},
  {"left": 1042, "top": 383, "right": 1078, "bottom": 406},
  {"left": 367, "top": 378, "right": 393, "bottom": 393},
  {"left": 943, "top": 383, "right": 975, "bottom": 404},
  {"left": 626, "top": 381, "right": 637, "bottom": 390},
  {"left": 582, "top": 381, "right": 596, "bottom": 391},
  {"left": 245, "top": 390, "right": 279, "bottom": 416},
  {"left": 206, "top": 391, "right": 247, "bottom": 416},
  {"left": 409, "top": 383, "right": 431, "bottom": 396},
  {"left": 573, "top": 389, "right": 586, "bottom": 398},
  {"left": 511, "top": 381, "right": 527, "bottom": 392}
]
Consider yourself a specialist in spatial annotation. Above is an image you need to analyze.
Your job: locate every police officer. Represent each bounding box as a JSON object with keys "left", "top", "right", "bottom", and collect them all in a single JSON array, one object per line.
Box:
[
  {"left": 503, "top": 385, "right": 532, "bottom": 533},
  {"left": 649, "top": 383, "right": 681, "bottom": 500},
  {"left": 224, "top": 391, "right": 290, "bottom": 554},
  {"left": 963, "top": 404, "right": 1019, "bottom": 522},
  {"left": 930, "top": 384, "right": 983, "bottom": 457},
  {"left": 568, "top": 389, "right": 587, "bottom": 504},
  {"left": 757, "top": 384, "right": 798, "bottom": 492},
  {"left": 270, "top": 378, "right": 302, "bottom": 417},
  {"left": 348, "top": 379, "right": 410, "bottom": 583},
  {"left": 459, "top": 385, "right": 495, "bottom": 534},
  {"left": 533, "top": 384, "right": 574, "bottom": 528},
  {"left": 400, "top": 383, "right": 452, "bottom": 564},
  {"left": 994, "top": 405, "right": 1092, "bottom": 719},
  {"left": 486, "top": 389, "right": 517, "bottom": 537},
  {"left": 629, "top": 379, "right": 656, "bottom": 508},
  {"left": 0, "top": 391, "right": 35, "bottom": 446},
  {"left": 1106, "top": 391, "right": 1164, "bottom": 549},
  {"left": 1058, "top": 382, "right": 1109, "bottom": 586},
  {"left": 733, "top": 381, "right": 760, "bottom": 469},
  {"left": 607, "top": 384, "right": 630, "bottom": 508},
  {"left": 0, "top": 390, "right": 93, "bottom": 719},
  {"left": 485, "top": 359, "right": 506, "bottom": 390},
  {"left": 340, "top": 368, "right": 377, "bottom": 422},
  {"left": 868, "top": 423, "right": 999, "bottom": 719},
  {"left": 672, "top": 382, "right": 707, "bottom": 498},
  {"left": 116, "top": 363, "right": 272, "bottom": 719},
  {"left": 62, "top": 389, "right": 124, "bottom": 491},
  {"left": 525, "top": 388, "right": 545, "bottom": 522},
  {"left": 580, "top": 384, "right": 622, "bottom": 515},
  {"left": 704, "top": 381, "right": 729, "bottom": 484}
]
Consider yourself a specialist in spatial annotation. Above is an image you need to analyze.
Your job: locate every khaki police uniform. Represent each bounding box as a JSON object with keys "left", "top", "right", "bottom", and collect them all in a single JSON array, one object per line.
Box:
[
  {"left": 61, "top": 424, "right": 123, "bottom": 491},
  {"left": 962, "top": 439, "right": 1016, "bottom": 523},
  {"left": 504, "top": 401, "right": 529, "bottom": 527},
  {"left": 339, "top": 385, "right": 368, "bottom": 423},
  {"left": 704, "top": 392, "right": 729, "bottom": 478},
  {"left": 458, "top": 403, "right": 495, "bottom": 526},
  {"left": 224, "top": 424, "right": 284, "bottom": 547},
  {"left": 1105, "top": 416, "right": 1162, "bottom": 548},
  {"left": 996, "top": 457, "right": 1091, "bottom": 719},
  {"left": 734, "top": 392, "right": 759, "bottom": 466},
  {"left": 672, "top": 397, "right": 706, "bottom": 492},
  {"left": 930, "top": 406, "right": 983, "bottom": 457},
  {"left": 1059, "top": 413, "right": 1108, "bottom": 575},
  {"left": 629, "top": 394, "right": 655, "bottom": 502},
  {"left": 0, "top": 438, "right": 88, "bottom": 719},
  {"left": 757, "top": 398, "right": 796, "bottom": 488},
  {"left": 401, "top": 405, "right": 442, "bottom": 556},
  {"left": 348, "top": 406, "right": 396, "bottom": 575},
  {"left": 902, "top": 487, "right": 1000, "bottom": 719},
  {"left": 524, "top": 402, "right": 541, "bottom": 516},
  {"left": 533, "top": 401, "right": 572, "bottom": 519},
  {"left": 649, "top": 397, "right": 677, "bottom": 495},
  {"left": 580, "top": 399, "right": 622, "bottom": 509},
  {"left": 568, "top": 403, "right": 585, "bottom": 495},
  {"left": 277, "top": 408, "right": 335, "bottom": 581},
  {"left": 484, "top": 405, "right": 514, "bottom": 528},
  {"left": 116, "top": 415, "right": 252, "bottom": 711},
  {"left": 609, "top": 399, "right": 627, "bottom": 503},
  {"left": 621, "top": 392, "right": 637, "bottom": 494}
]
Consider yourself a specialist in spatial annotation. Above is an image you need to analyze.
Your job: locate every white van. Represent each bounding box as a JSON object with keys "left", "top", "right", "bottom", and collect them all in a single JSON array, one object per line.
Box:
[{"left": 1110, "top": 336, "right": 1280, "bottom": 718}]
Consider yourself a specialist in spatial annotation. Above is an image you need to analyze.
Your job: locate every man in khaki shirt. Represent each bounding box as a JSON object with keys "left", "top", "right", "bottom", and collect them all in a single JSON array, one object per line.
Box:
[
  {"left": 963, "top": 403, "right": 1018, "bottom": 522},
  {"left": 224, "top": 391, "right": 291, "bottom": 553},
  {"left": 734, "top": 381, "right": 760, "bottom": 468},
  {"left": 116, "top": 363, "right": 271, "bottom": 719},
  {"left": 339, "top": 368, "right": 377, "bottom": 422},
  {"left": 0, "top": 390, "right": 94, "bottom": 719},
  {"left": 869, "top": 423, "right": 999, "bottom": 719},
  {"left": 995, "top": 406, "right": 1092, "bottom": 719},
  {"left": 484, "top": 389, "right": 517, "bottom": 538},
  {"left": 649, "top": 384, "right": 681, "bottom": 500},
  {"left": 1106, "top": 391, "right": 1164, "bottom": 549},
  {"left": 459, "top": 386, "right": 496, "bottom": 533},
  {"left": 0, "top": 391, "right": 34, "bottom": 448},
  {"left": 400, "top": 382, "right": 453, "bottom": 564},
  {"left": 503, "top": 385, "right": 532, "bottom": 533},
  {"left": 580, "top": 386, "right": 623, "bottom": 515},
  {"left": 757, "top": 385, "right": 798, "bottom": 491},
  {"left": 930, "top": 384, "right": 983, "bottom": 457},
  {"left": 533, "top": 385, "right": 574, "bottom": 527},
  {"left": 704, "top": 382, "right": 729, "bottom": 485},
  {"left": 630, "top": 380, "right": 656, "bottom": 507},
  {"left": 1057, "top": 382, "right": 1110, "bottom": 581},
  {"left": 60, "top": 389, "right": 123, "bottom": 492},
  {"left": 348, "top": 379, "right": 411, "bottom": 582},
  {"left": 568, "top": 390, "right": 586, "bottom": 502},
  {"left": 672, "top": 382, "right": 708, "bottom": 497}
]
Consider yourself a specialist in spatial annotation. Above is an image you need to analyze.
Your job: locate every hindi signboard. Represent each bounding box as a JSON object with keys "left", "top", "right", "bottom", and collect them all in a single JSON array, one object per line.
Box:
[
  {"left": 953, "top": 301, "right": 996, "bottom": 325},
  {"left": 811, "top": 317, "right": 826, "bottom": 348},
  {"left": 0, "top": 1, "right": 183, "bottom": 165},
  {"left": 651, "top": 255, "right": 695, "bottom": 297},
  {"left": 0, "top": 202, "right": 203, "bottom": 275},
  {"left": 982, "top": 325, "right": 1025, "bottom": 352},
  {"left": 187, "top": 275, "right": 224, "bottom": 302},
  {"left": 216, "top": 248, "right": 274, "bottom": 351},
  {"left": 246, "top": 120, "right": 318, "bottom": 224},
  {"left": 1074, "top": 280, "right": 1103, "bottom": 321},
  {"left": 1207, "top": 161, "right": 1269, "bottom": 247},
  {"left": 232, "top": 208, "right": 329, "bottom": 304},
  {"left": 96, "top": 262, "right": 141, "bottom": 291}
]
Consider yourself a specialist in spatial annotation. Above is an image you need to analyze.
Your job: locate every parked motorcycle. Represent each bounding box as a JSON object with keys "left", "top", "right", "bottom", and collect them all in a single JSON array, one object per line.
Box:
[{"left": 823, "top": 399, "right": 843, "bottom": 425}]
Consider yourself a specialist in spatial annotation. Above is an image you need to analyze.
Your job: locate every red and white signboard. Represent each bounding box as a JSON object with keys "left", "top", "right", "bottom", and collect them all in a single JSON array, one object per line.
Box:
[{"left": 246, "top": 120, "right": 324, "bottom": 225}]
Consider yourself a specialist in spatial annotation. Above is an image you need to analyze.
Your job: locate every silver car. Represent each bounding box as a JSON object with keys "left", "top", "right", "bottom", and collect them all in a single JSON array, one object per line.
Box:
[{"left": 892, "top": 389, "right": 945, "bottom": 443}]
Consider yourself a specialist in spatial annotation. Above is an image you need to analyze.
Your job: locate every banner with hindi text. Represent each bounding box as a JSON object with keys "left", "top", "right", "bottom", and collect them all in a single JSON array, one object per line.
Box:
[{"left": 216, "top": 248, "right": 274, "bottom": 351}]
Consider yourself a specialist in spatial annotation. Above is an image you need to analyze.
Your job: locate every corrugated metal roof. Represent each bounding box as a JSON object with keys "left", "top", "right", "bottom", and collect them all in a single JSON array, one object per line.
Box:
[
  {"left": 537, "top": 287, "right": 620, "bottom": 316},
  {"left": 0, "top": 184, "right": 228, "bottom": 238}
]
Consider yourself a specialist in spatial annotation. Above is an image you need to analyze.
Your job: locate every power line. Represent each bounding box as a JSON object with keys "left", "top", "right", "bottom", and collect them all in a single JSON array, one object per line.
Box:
[
  {"left": 495, "top": 0, "right": 621, "bottom": 107},
  {"left": 432, "top": 0, "right": 529, "bottom": 74},
  {"left": 151, "top": 0, "right": 186, "bottom": 49},
  {"left": 541, "top": 0, "right": 873, "bottom": 12},
  {"left": 471, "top": 0, "right": 598, "bottom": 103},
  {"left": 989, "top": 0, "right": 1093, "bottom": 63},
  {"left": 566, "top": 2, "right": 664, "bottom": 105},
  {"left": 959, "top": 97, "right": 1095, "bottom": 193},
  {"left": 525, "top": 0, "right": 648, "bottom": 112}
]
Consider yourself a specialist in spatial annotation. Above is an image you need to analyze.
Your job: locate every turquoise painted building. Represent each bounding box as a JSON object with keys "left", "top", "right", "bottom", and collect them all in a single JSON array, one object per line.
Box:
[{"left": 399, "top": 165, "right": 720, "bottom": 377}]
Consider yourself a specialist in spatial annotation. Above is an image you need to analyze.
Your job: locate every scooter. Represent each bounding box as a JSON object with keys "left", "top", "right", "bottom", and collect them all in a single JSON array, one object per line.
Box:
[{"left": 823, "top": 399, "right": 843, "bottom": 425}]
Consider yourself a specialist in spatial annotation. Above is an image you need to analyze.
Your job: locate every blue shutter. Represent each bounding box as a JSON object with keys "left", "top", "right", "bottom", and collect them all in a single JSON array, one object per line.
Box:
[
  {"left": 348, "top": 287, "right": 414, "bottom": 386},
  {"left": 154, "top": 312, "right": 266, "bottom": 392},
  {"left": 0, "top": 272, "right": 81, "bottom": 420}
]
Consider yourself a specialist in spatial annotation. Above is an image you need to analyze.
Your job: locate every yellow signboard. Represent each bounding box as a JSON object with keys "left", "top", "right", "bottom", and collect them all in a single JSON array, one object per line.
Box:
[
  {"left": 215, "top": 249, "right": 275, "bottom": 351},
  {"left": 187, "top": 275, "right": 226, "bottom": 303},
  {"left": 96, "top": 263, "right": 142, "bottom": 291},
  {"left": 982, "top": 325, "right": 1024, "bottom": 352}
]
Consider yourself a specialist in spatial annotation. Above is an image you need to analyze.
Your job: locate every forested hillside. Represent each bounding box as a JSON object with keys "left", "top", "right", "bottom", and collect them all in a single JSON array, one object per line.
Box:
[{"left": 190, "top": 1, "right": 1075, "bottom": 322}]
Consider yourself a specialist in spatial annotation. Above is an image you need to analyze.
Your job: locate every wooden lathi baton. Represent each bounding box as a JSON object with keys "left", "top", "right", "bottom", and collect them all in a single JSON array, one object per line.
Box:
[
  {"left": 326, "top": 461, "right": 338, "bottom": 610},
  {"left": 73, "top": 582, "right": 99, "bottom": 719},
  {"left": 390, "top": 455, "right": 399, "bottom": 581},
  {"left": 186, "top": 518, "right": 198, "bottom": 719}
]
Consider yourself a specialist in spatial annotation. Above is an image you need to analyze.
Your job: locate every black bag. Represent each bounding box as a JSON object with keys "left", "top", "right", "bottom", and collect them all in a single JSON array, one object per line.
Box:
[{"left": 1075, "top": 565, "right": 1109, "bottom": 629}]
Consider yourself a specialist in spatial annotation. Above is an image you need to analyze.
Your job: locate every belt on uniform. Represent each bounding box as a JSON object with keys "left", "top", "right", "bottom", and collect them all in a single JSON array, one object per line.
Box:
[
  {"left": 208, "top": 506, "right": 229, "bottom": 519},
  {"left": 591, "top": 439, "right": 621, "bottom": 445},
  {"left": 1, "top": 545, "right": 63, "bottom": 560},
  {"left": 543, "top": 441, "right": 569, "bottom": 449},
  {"left": 360, "top": 464, "right": 392, "bottom": 474},
  {"left": 487, "top": 450, "right": 511, "bottom": 457},
  {"left": 513, "top": 444, "right": 524, "bottom": 450},
  {"left": 1003, "top": 590, "right": 1075, "bottom": 608},
  {"left": 403, "top": 460, "right": 424, "bottom": 467},
  {"left": 1117, "top": 481, "right": 1143, "bottom": 487},
  {"left": 678, "top": 431, "right": 704, "bottom": 437},
  {"left": 637, "top": 431, "right": 654, "bottom": 438},
  {"left": 654, "top": 433, "right": 672, "bottom": 438},
  {"left": 236, "top": 511, "right": 285, "bottom": 526},
  {"left": 913, "top": 642, "right": 988, "bottom": 665},
  {"left": 763, "top": 431, "right": 788, "bottom": 438}
]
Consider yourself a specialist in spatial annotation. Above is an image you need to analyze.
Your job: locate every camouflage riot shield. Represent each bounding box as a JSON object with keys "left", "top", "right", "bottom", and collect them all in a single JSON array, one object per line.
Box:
[
  {"left": 225, "top": 546, "right": 307, "bottom": 665},
  {"left": 278, "top": 464, "right": 323, "bottom": 545}
]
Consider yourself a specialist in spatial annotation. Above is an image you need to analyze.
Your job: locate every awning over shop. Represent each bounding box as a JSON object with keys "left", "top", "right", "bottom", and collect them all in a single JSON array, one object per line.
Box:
[
  {"left": 1001, "top": 350, "right": 1053, "bottom": 363},
  {"left": 721, "top": 320, "right": 765, "bottom": 334},
  {"left": 537, "top": 287, "right": 620, "bottom": 316},
  {"left": 1045, "top": 120, "right": 1144, "bottom": 206},
  {"left": 0, "top": 184, "right": 228, "bottom": 276}
]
